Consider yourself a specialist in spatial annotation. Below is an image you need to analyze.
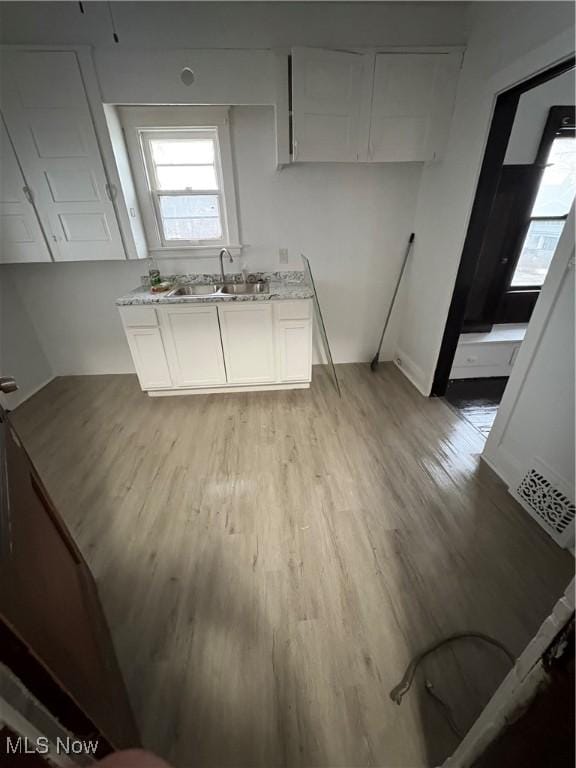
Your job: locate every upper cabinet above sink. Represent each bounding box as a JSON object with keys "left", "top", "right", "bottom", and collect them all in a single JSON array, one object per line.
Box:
[{"left": 289, "top": 47, "right": 462, "bottom": 164}]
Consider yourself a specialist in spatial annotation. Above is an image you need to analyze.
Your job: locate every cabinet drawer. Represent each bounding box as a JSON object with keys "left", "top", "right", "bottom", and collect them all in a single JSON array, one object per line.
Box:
[
  {"left": 119, "top": 306, "right": 158, "bottom": 328},
  {"left": 453, "top": 342, "right": 518, "bottom": 369},
  {"left": 274, "top": 300, "right": 312, "bottom": 321}
]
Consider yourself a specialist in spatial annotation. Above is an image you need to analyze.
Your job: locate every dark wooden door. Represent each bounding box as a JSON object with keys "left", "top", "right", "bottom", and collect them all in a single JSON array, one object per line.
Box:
[{"left": 0, "top": 403, "right": 139, "bottom": 756}]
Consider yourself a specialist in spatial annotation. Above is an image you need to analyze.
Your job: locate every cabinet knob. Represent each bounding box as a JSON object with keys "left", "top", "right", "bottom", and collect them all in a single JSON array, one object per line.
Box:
[{"left": 0, "top": 376, "right": 18, "bottom": 394}]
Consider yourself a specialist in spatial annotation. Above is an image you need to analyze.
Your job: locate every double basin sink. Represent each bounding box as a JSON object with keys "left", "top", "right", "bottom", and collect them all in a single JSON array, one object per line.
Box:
[{"left": 166, "top": 280, "right": 269, "bottom": 299}]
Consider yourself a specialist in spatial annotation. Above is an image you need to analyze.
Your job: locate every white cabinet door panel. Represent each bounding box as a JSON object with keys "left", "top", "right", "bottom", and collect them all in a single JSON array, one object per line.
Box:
[
  {"left": 277, "top": 319, "right": 312, "bottom": 382},
  {"left": 159, "top": 306, "right": 226, "bottom": 387},
  {"left": 0, "top": 50, "right": 124, "bottom": 261},
  {"left": 219, "top": 303, "right": 276, "bottom": 384},
  {"left": 0, "top": 117, "right": 51, "bottom": 263},
  {"left": 369, "top": 53, "right": 460, "bottom": 162},
  {"left": 291, "top": 47, "right": 370, "bottom": 162},
  {"left": 125, "top": 327, "right": 172, "bottom": 390}
]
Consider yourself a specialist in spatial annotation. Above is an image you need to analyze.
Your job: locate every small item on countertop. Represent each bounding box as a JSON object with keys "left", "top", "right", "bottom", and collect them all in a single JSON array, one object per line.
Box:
[
  {"left": 149, "top": 268, "right": 161, "bottom": 287},
  {"left": 150, "top": 281, "right": 172, "bottom": 293},
  {"left": 147, "top": 255, "right": 162, "bottom": 287}
]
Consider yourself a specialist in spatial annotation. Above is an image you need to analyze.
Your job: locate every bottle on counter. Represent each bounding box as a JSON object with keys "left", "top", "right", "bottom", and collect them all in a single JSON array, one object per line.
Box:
[{"left": 148, "top": 256, "right": 161, "bottom": 287}]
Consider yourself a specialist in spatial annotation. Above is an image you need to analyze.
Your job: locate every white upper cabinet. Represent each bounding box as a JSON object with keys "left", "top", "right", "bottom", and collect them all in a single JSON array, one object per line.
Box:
[
  {"left": 0, "top": 50, "right": 125, "bottom": 261},
  {"left": 291, "top": 47, "right": 370, "bottom": 162},
  {"left": 0, "top": 117, "right": 51, "bottom": 264},
  {"left": 368, "top": 53, "right": 461, "bottom": 162},
  {"left": 289, "top": 48, "right": 460, "bottom": 164}
]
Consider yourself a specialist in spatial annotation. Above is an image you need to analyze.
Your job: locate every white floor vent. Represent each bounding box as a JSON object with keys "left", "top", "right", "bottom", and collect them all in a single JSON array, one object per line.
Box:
[{"left": 512, "top": 459, "right": 575, "bottom": 548}]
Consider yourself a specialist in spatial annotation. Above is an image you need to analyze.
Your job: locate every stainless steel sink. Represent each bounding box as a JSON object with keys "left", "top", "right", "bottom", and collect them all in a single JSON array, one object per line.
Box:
[
  {"left": 166, "top": 281, "right": 269, "bottom": 298},
  {"left": 166, "top": 284, "right": 221, "bottom": 297},
  {"left": 220, "top": 281, "right": 269, "bottom": 295}
]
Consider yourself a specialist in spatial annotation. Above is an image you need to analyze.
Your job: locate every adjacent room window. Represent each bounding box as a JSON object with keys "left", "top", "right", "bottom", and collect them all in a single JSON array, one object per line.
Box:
[
  {"left": 119, "top": 107, "right": 239, "bottom": 255},
  {"left": 510, "top": 135, "right": 576, "bottom": 288}
]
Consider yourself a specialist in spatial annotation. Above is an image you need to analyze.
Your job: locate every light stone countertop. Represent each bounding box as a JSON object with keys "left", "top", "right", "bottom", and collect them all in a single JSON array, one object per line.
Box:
[{"left": 116, "top": 271, "right": 314, "bottom": 306}]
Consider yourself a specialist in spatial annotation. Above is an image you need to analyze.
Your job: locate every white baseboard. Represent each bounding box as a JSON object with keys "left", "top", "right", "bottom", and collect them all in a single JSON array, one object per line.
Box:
[
  {"left": 148, "top": 381, "right": 310, "bottom": 396},
  {"left": 393, "top": 349, "right": 430, "bottom": 396},
  {"left": 481, "top": 443, "right": 522, "bottom": 491}
]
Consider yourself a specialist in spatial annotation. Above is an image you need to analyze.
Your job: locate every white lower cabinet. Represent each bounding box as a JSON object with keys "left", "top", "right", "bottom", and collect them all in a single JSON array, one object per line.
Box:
[
  {"left": 277, "top": 320, "right": 312, "bottom": 382},
  {"left": 219, "top": 303, "right": 276, "bottom": 384},
  {"left": 124, "top": 327, "right": 172, "bottom": 390},
  {"left": 159, "top": 305, "right": 226, "bottom": 387},
  {"left": 119, "top": 298, "right": 313, "bottom": 395}
]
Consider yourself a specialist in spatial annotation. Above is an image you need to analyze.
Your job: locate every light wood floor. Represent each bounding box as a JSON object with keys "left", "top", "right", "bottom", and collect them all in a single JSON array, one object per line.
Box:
[{"left": 12, "top": 364, "right": 573, "bottom": 768}]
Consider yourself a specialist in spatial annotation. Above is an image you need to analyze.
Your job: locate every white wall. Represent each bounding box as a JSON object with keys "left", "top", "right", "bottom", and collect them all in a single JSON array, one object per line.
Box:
[
  {"left": 395, "top": 1, "right": 575, "bottom": 394},
  {"left": 483, "top": 209, "right": 574, "bottom": 545},
  {"left": 0, "top": 268, "right": 54, "bottom": 408},
  {"left": 2, "top": 107, "right": 421, "bottom": 374},
  {"left": 505, "top": 68, "right": 575, "bottom": 165}
]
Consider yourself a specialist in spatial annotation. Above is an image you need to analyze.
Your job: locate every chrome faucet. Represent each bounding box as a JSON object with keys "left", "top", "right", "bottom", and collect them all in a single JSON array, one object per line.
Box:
[{"left": 219, "top": 248, "right": 233, "bottom": 283}]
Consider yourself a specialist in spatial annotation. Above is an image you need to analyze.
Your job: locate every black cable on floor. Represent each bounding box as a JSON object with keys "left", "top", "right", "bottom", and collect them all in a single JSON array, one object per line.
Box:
[{"left": 389, "top": 632, "right": 515, "bottom": 737}]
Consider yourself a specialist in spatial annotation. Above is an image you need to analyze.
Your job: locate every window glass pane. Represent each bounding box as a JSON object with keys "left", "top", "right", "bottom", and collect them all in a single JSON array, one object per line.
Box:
[
  {"left": 532, "top": 137, "right": 576, "bottom": 217},
  {"left": 155, "top": 165, "right": 218, "bottom": 191},
  {"left": 511, "top": 219, "right": 564, "bottom": 287},
  {"left": 162, "top": 217, "right": 222, "bottom": 241},
  {"left": 159, "top": 195, "right": 222, "bottom": 241},
  {"left": 159, "top": 195, "right": 220, "bottom": 219},
  {"left": 150, "top": 139, "right": 214, "bottom": 165}
]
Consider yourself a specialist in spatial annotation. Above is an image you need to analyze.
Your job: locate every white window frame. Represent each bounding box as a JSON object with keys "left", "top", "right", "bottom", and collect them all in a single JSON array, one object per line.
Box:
[{"left": 119, "top": 106, "right": 241, "bottom": 258}]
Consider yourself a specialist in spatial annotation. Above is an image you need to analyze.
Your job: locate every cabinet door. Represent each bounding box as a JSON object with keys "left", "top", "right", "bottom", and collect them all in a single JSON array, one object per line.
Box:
[
  {"left": 0, "top": 50, "right": 125, "bottom": 261},
  {"left": 291, "top": 47, "right": 370, "bottom": 162},
  {"left": 219, "top": 303, "right": 276, "bottom": 384},
  {"left": 277, "top": 320, "right": 313, "bottom": 382},
  {"left": 0, "top": 117, "right": 51, "bottom": 263},
  {"left": 125, "top": 327, "right": 172, "bottom": 390},
  {"left": 159, "top": 306, "right": 226, "bottom": 387},
  {"left": 369, "top": 52, "right": 460, "bottom": 162}
]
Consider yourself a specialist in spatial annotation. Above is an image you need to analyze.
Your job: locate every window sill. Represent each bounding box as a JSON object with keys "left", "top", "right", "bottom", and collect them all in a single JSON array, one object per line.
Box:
[{"left": 148, "top": 245, "right": 243, "bottom": 259}]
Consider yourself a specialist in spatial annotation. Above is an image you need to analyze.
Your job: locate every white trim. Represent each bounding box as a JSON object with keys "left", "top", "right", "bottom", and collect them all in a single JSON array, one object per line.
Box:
[
  {"left": 118, "top": 106, "right": 241, "bottom": 258},
  {"left": 148, "top": 381, "right": 310, "bottom": 396}
]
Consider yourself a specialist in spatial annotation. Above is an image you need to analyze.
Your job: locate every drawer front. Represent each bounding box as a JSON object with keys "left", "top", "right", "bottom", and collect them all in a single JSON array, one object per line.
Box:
[
  {"left": 274, "top": 299, "right": 312, "bottom": 321},
  {"left": 453, "top": 342, "right": 518, "bottom": 369},
  {"left": 119, "top": 305, "right": 158, "bottom": 328}
]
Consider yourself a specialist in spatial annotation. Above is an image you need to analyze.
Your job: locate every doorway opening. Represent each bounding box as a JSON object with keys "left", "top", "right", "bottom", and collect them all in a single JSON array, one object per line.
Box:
[{"left": 432, "top": 57, "right": 576, "bottom": 441}]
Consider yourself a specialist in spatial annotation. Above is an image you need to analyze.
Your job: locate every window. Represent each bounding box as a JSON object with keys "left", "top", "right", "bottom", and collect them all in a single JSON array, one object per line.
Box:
[
  {"left": 511, "top": 136, "right": 576, "bottom": 287},
  {"left": 119, "top": 107, "right": 239, "bottom": 256}
]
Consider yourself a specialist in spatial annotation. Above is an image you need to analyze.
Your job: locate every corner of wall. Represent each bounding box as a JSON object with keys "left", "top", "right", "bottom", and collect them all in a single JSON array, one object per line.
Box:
[{"left": 393, "top": 347, "right": 430, "bottom": 396}]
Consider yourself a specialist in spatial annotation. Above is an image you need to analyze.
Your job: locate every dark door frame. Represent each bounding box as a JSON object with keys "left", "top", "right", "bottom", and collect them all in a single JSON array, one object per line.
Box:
[{"left": 431, "top": 56, "right": 576, "bottom": 396}]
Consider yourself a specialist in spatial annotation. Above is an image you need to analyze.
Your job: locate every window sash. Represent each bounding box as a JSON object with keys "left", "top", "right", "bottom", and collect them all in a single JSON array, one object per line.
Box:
[
  {"left": 509, "top": 215, "right": 568, "bottom": 289},
  {"left": 139, "top": 129, "right": 227, "bottom": 246},
  {"left": 151, "top": 191, "right": 225, "bottom": 246}
]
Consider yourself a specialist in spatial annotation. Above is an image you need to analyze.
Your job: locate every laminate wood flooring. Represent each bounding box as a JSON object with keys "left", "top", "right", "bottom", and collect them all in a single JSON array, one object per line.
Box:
[{"left": 12, "top": 364, "right": 573, "bottom": 768}]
